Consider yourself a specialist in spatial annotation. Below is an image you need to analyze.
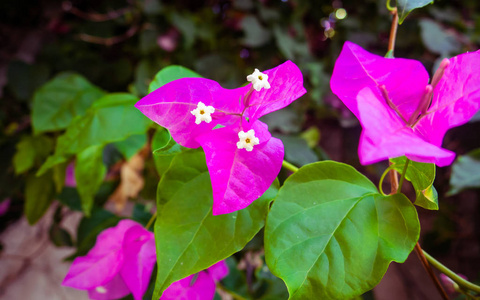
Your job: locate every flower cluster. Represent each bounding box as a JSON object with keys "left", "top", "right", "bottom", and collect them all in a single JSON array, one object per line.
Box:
[
  {"left": 62, "top": 220, "right": 156, "bottom": 300},
  {"left": 331, "top": 41, "right": 480, "bottom": 166},
  {"left": 160, "top": 260, "right": 229, "bottom": 299},
  {"left": 135, "top": 61, "right": 306, "bottom": 214}
]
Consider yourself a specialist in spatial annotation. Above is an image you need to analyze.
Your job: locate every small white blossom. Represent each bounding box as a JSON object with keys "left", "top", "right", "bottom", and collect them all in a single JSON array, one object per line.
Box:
[
  {"left": 237, "top": 129, "right": 260, "bottom": 151},
  {"left": 246, "top": 68, "right": 271, "bottom": 92},
  {"left": 95, "top": 286, "right": 107, "bottom": 294},
  {"left": 190, "top": 102, "right": 215, "bottom": 124}
]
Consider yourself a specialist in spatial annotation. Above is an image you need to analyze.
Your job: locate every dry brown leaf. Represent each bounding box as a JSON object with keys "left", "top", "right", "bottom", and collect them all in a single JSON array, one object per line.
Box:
[{"left": 108, "top": 151, "right": 146, "bottom": 212}]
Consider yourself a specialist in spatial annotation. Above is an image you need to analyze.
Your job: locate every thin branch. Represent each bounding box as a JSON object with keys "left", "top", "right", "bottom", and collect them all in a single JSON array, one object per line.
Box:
[
  {"left": 388, "top": 165, "right": 399, "bottom": 194},
  {"left": 76, "top": 24, "right": 140, "bottom": 46},
  {"left": 387, "top": 8, "right": 399, "bottom": 57},
  {"left": 62, "top": 1, "right": 133, "bottom": 22},
  {"left": 389, "top": 165, "right": 449, "bottom": 299},
  {"left": 414, "top": 243, "right": 450, "bottom": 300},
  {"left": 145, "top": 211, "right": 157, "bottom": 230}
]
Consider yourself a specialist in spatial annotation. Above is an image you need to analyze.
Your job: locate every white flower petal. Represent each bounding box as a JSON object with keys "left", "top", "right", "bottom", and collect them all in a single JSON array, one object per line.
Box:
[
  {"left": 246, "top": 68, "right": 271, "bottom": 92},
  {"left": 191, "top": 102, "right": 215, "bottom": 124}
]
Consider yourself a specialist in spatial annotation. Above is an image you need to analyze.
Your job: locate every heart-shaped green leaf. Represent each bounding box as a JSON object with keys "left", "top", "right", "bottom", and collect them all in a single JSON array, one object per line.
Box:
[
  {"left": 265, "top": 161, "right": 419, "bottom": 299},
  {"left": 395, "top": 0, "right": 433, "bottom": 24},
  {"left": 13, "top": 135, "right": 54, "bottom": 174},
  {"left": 37, "top": 93, "right": 151, "bottom": 175},
  {"left": 390, "top": 156, "right": 438, "bottom": 210},
  {"left": 148, "top": 65, "right": 201, "bottom": 93},
  {"left": 32, "top": 73, "right": 106, "bottom": 134},
  {"left": 153, "top": 150, "right": 278, "bottom": 299}
]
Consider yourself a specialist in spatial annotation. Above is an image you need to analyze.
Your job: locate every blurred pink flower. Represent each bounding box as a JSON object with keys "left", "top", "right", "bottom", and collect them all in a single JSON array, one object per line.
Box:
[
  {"left": 63, "top": 220, "right": 156, "bottom": 300},
  {"left": 440, "top": 273, "right": 467, "bottom": 294},
  {"left": 157, "top": 29, "right": 179, "bottom": 52},
  {"left": 0, "top": 198, "right": 11, "bottom": 216},
  {"left": 160, "top": 260, "right": 229, "bottom": 300},
  {"left": 64, "top": 162, "right": 76, "bottom": 187}
]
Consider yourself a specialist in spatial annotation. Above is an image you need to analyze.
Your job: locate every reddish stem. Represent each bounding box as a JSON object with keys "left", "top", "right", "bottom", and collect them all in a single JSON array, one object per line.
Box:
[
  {"left": 414, "top": 243, "right": 450, "bottom": 300},
  {"left": 388, "top": 8, "right": 399, "bottom": 55}
]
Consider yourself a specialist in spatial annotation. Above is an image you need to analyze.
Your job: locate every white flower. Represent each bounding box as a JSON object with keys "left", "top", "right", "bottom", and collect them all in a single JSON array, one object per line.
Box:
[
  {"left": 95, "top": 286, "right": 107, "bottom": 294},
  {"left": 236, "top": 129, "right": 260, "bottom": 151},
  {"left": 190, "top": 102, "right": 215, "bottom": 124},
  {"left": 246, "top": 68, "right": 271, "bottom": 92}
]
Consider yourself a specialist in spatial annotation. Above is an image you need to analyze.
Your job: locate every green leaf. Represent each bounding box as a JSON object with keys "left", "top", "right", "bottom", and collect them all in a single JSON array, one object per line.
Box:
[
  {"left": 37, "top": 93, "right": 151, "bottom": 175},
  {"left": 390, "top": 156, "right": 438, "bottom": 210},
  {"left": 148, "top": 65, "right": 201, "bottom": 93},
  {"left": 151, "top": 127, "right": 188, "bottom": 178},
  {"left": 13, "top": 135, "right": 54, "bottom": 174},
  {"left": 171, "top": 13, "right": 196, "bottom": 49},
  {"left": 134, "top": 58, "right": 159, "bottom": 96},
  {"left": 153, "top": 130, "right": 186, "bottom": 157},
  {"left": 25, "top": 171, "right": 56, "bottom": 224},
  {"left": 49, "top": 223, "right": 74, "bottom": 247},
  {"left": 395, "top": 0, "right": 434, "bottom": 24},
  {"left": 57, "top": 187, "right": 82, "bottom": 211},
  {"left": 265, "top": 161, "right": 420, "bottom": 300},
  {"left": 114, "top": 134, "right": 147, "bottom": 160},
  {"left": 52, "top": 162, "right": 67, "bottom": 193},
  {"left": 152, "top": 150, "right": 278, "bottom": 299},
  {"left": 32, "top": 72, "right": 106, "bottom": 134},
  {"left": 241, "top": 15, "right": 272, "bottom": 47},
  {"left": 419, "top": 19, "right": 460, "bottom": 55},
  {"left": 273, "top": 25, "right": 309, "bottom": 60},
  {"left": 75, "top": 145, "right": 106, "bottom": 216},
  {"left": 449, "top": 149, "right": 480, "bottom": 195}
]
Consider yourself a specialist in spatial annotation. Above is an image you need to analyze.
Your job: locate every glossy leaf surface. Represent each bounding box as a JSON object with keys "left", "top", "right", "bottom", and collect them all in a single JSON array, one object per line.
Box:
[
  {"left": 38, "top": 93, "right": 151, "bottom": 174},
  {"left": 153, "top": 150, "right": 278, "bottom": 299},
  {"left": 32, "top": 73, "right": 105, "bottom": 134},
  {"left": 396, "top": 0, "right": 433, "bottom": 24},
  {"left": 390, "top": 156, "right": 438, "bottom": 210},
  {"left": 265, "top": 161, "right": 420, "bottom": 299}
]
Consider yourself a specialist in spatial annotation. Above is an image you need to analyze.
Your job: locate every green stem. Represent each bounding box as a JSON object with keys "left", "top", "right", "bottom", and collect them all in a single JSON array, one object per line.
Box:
[
  {"left": 397, "top": 158, "right": 410, "bottom": 193},
  {"left": 378, "top": 166, "right": 395, "bottom": 196},
  {"left": 386, "top": 0, "right": 395, "bottom": 11},
  {"left": 282, "top": 160, "right": 299, "bottom": 173},
  {"left": 145, "top": 211, "right": 157, "bottom": 230},
  {"left": 423, "top": 250, "right": 480, "bottom": 294}
]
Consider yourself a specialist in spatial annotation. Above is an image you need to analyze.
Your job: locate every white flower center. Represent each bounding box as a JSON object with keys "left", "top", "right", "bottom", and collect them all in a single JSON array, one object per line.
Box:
[
  {"left": 190, "top": 102, "right": 215, "bottom": 124},
  {"left": 237, "top": 129, "right": 260, "bottom": 151},
  {"left": 246, "top": 68, "right": 271, "bottom": 92},
  {"left": 95, "top": 286, "right": 107, "bottom": 294}
]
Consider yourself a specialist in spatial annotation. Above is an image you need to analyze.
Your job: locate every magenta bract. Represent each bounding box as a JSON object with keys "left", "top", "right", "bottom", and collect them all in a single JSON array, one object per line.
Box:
[
  {"left": 160, "top": 260, "right": 229, "bottom": 300},
  {"left": 330, "top": 41, "right": 480, "bottom": 166},
  {"left": 136, "top": 61, "right": 306, "bottom": 214},
  {"left": 62, "top": 220, "right": 156, "bottom": 300}
]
